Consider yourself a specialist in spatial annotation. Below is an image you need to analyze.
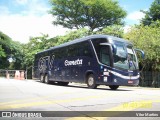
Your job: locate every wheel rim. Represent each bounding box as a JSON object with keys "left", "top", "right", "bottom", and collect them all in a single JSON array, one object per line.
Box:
[
  {"left": 88, "top": 77, "right": 94, "bottom": 86},
  {"left": 45, "top": 75, "right": 48, "bottom": 83},
  {"left": 40, "top": 75, "right": 43, "bottom": 82}
]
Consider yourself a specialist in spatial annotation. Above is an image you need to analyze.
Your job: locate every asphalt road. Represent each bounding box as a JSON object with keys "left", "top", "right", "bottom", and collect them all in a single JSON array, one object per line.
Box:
[{"left": 0, "top": 78, "right": 160, "bottom": 120}]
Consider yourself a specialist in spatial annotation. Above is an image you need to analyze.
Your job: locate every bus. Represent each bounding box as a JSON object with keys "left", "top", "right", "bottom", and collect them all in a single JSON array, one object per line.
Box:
[{"left": 33, "top": 35, "right": 144, "bottom": 90}]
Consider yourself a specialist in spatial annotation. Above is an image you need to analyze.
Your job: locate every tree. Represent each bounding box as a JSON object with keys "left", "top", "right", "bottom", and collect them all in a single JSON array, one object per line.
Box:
[
  {"left": 22, "top": 29, "right": 90, "bottom": 68},
  {"left": 57, "top": 28, "right": 90, "bottom": 44},
  {"left": 0, "top": 45, "right": 5, "bottom": 57},
  {"left": 96, "top": 25, "right": 124, "bottom": 38},
  {"left": 50, "top": 0, "right": 126, "bottom": 31},
  {"left": 141, "top": 0, "right": 160, "bottom": 25},
  {"left": 22, "top": 34, "right": 50, "bottom": 68},
  {"left": 0, "top": 31, "right": 24, "bottom": 69},
  {"left": 124, "top": 24, "right": 160, "bottom": 87},
  {"left": 125, "top": 25, "right": 160, "bottom": 71}
]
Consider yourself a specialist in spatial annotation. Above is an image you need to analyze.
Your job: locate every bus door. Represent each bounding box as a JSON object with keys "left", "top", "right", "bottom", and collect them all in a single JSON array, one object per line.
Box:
[{"left": 99, "top": 43, "right": 113, "bottom": 83}]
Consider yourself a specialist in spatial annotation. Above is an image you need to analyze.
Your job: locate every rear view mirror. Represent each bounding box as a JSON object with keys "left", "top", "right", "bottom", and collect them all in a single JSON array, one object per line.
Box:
[
  {"left": 112, "top": 44, "right": 117, "bottom": 55},
  {"left": 134, "top": 49, "right": 145, "bottom": 59}
]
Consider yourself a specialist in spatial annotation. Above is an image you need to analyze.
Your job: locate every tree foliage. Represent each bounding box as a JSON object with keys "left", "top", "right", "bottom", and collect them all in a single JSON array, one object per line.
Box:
[
  {"left": 0, "top": 31, "right": 24, "bottom": 69},
  {"left": 141, "top": 0, "right": 160, "bottom": 25},
  {"left": 56, "top": 28, "right": 90, "bottom": 44},
  {"left": 50, "top": 0, "right": 126, "bottom": 31},
  {"left": 22, "top": 34, "right": 51, "bottom": 68},
  {"left": 0, "top": 45, "right": 5, "bottom": 57},
  {"left": 97, "top": 25, "right": 124, "bottom": 38},
  {"left": 0, "top": 0, "right": 159, "bottom": 85},
  {"left": 22, "top": 29, "right": 91, "bottom": 68},
  {"left": 124, "top": 24, "right": 160, "bottom": 71}
]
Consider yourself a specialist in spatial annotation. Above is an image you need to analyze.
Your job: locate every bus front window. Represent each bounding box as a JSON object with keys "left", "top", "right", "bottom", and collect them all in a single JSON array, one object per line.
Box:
[
  {"left": 126, "top": 46, "right": 138, "bottom": 70},
  {"left": 113, "top": 42, "right": 138, "bottom": 70}
]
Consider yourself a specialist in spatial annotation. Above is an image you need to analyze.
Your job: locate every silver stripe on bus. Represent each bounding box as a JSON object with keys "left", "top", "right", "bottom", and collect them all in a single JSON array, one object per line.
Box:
[{"left": 108, "top": 70, "right": 139, "bottom": 79}]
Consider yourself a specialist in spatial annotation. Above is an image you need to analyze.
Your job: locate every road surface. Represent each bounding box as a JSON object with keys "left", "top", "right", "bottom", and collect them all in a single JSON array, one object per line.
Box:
[{"left": 0, "top": 78, "right": 160, "bottom": 120}]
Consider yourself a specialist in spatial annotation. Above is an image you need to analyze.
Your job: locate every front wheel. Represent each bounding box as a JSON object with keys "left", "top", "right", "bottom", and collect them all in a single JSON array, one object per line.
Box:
[
  {"left": 109, "top": 85, "right": 119, "bottom": 90},
  {"left": 87, "top": 74, "right": 97, "bottom": 89}
]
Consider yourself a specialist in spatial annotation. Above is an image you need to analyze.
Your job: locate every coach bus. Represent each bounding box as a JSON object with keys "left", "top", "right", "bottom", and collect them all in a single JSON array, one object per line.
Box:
[{"left": 33, "top": 35, "right": 144, "bottom": 90}]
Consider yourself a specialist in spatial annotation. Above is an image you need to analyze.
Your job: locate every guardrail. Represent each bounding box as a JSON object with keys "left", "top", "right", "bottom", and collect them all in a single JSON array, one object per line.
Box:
[
  {"left": 0, "top": 70, "right": 26, "bottom": 80},
  {"left": 139, "top": 71, "right": 160, "bottom": 88}
]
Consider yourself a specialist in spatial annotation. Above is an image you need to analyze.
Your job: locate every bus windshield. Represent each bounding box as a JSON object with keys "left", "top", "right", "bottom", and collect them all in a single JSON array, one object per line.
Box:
[{"left": 113, "top": 41, "right": 138, "bottom": 70}]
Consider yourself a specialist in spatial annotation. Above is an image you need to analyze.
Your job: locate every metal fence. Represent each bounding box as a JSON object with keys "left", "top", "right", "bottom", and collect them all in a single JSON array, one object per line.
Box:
[{"left": 139, "top": 71, "right": 160, "bottom": 88}]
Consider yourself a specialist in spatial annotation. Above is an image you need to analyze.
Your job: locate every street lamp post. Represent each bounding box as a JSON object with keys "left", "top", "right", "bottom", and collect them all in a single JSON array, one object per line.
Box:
[{"left": 6, "top": 56, "right": 15, "bottom": 79}]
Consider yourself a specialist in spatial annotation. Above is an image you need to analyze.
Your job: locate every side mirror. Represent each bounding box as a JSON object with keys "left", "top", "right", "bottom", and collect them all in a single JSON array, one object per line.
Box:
[
  {"left": 134, "top": 49, "right": 145, "bottom": 59},
  {"left": 112, "top": 44, "right": 117, "bottom": 55}
]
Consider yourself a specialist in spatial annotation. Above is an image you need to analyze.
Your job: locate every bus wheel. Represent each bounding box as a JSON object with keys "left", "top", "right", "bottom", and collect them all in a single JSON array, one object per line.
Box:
[
  {"left": 44, "top": 74, "right": 50, "bottom": 84},
  {"left": 87, "top": 74, "right": 97, "bottom": 89},
  {"left": 109, "top": 85, "right": 119, "bottom": 90},
  {"left": 40, "top": 74, "right": 44, "bottom": 83}
]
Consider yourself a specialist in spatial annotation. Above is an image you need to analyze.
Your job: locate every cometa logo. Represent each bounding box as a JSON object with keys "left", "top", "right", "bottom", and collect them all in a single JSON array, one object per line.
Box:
[{"left": 64, "top": 59, "right": 83, "bottom": 66}]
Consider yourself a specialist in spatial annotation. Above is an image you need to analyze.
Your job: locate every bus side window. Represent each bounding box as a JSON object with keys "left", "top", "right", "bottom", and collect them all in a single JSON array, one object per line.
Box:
[
  {"left": 79, "top": 41, "right": 93, "bottom": 58},
  {"left": 92, "top": 38, "right": 108, "bottom": 59},
  {"left": 100, "top": 46, "right": 110, "bottom": 66},
  {"left": 67, "top": 44, "right": 78, "bottom": 57}
]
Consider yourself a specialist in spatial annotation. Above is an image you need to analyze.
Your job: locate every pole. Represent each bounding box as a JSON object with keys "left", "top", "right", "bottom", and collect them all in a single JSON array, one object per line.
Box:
[{"left": 26, "top": 67, "right": 27, "bottom": 80}]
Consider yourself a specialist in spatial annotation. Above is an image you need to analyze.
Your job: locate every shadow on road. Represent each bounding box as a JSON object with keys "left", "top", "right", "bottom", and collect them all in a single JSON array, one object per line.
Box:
[
  {"left": 36, "top": 80, "right": 133, "bottom": 91},
  {"left": 67, "top": 85, "right": 133, "bottom": 91}
]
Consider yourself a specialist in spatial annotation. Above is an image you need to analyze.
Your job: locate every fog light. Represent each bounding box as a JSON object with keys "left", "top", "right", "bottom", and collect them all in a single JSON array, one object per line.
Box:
[{"left": 114, "top": 79, "right": 117, "bottom": 82}]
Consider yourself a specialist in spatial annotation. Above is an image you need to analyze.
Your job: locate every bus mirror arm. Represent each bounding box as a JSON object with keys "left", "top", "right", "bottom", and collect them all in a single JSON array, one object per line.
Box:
[{"left": 134, "top": 49, "right": 145, "bottom": 59}]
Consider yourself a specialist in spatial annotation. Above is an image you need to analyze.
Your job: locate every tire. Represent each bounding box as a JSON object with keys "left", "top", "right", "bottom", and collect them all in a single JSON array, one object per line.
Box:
[
  {"left": 40, "top": 74, "right": 44, "bottom": 83},
  {"left": 109, "top": 85, "right": 119, "bottom": 90},
  {"left": 44, "top": 74, "right": 51, "bottom": 84},
  {"left": 87, "top": 74, "right": 97, "bottom": 89},
  {"left": 58, "top": 82, "right": 69, "bottom": 86}
]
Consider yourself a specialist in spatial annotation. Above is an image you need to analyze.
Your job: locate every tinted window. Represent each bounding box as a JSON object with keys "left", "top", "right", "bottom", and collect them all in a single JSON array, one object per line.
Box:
[
  {"left": 50, "top": 41, "right": 93, "bottom": 59},
  {"left": 54, "top": 47, "right": 67, "bottom": 59},
  {"left": 67, "top": 44, "right": 79, "bottom": 57},
  {"left": 100, "top": 46, "right": 110, "bottom": 65},
  {"left": 79, "top": 41, "right": 93, "bottom": 57},
  {"left": 92, "top": 38, "right": 107, "bottom": 60}
]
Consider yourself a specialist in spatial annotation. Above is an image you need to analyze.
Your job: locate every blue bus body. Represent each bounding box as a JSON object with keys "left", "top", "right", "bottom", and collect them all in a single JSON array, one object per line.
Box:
[{"left": 33, "top": 35, "right": 143, "bottom": 90}]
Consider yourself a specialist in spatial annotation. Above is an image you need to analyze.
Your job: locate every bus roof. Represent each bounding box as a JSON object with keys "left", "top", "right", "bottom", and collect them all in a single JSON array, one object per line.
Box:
[{"left": 37, "top": 34, "right": 132, "bottom": 54}]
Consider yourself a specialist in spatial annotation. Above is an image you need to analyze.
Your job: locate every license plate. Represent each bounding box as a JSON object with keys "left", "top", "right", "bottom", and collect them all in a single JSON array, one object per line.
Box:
[{"left": 128, "top": 80, "right": 133, "bottom": 84}]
